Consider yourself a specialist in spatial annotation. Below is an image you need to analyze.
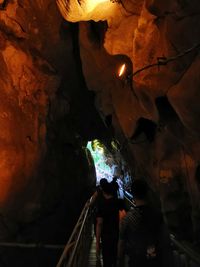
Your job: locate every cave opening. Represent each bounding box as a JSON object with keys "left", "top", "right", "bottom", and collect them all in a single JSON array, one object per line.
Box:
[
  {"left": 1, "top": 0, "right": 200, "bottom": 266},
  {"left": 87, "top": 139, "right": 118, "bottom": 184},
  {"left": 86, "top": 139, "right": 132, "bottom": 195}
]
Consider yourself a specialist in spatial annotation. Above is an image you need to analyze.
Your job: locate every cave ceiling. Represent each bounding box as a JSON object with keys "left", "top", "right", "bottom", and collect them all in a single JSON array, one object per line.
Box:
[
  {"left": 57, "top": 0, "right": 200, "bottom": 238},
  {"left": 58, "top": 0, "right": 200, "bottom": 159},
  {"left": 0, "top": 0, "right": 200, "bottom": 243}
]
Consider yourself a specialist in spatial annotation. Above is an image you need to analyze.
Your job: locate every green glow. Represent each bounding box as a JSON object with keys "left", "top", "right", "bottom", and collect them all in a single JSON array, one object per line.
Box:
[{"left": 87, "top": 140, "right": 113, "bottom": 183}]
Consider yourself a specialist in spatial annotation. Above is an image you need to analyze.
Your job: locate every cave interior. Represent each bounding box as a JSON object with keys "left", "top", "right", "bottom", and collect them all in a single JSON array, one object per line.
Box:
[{"left": 0, "top": 0, "right": 200, "bottom": 265}]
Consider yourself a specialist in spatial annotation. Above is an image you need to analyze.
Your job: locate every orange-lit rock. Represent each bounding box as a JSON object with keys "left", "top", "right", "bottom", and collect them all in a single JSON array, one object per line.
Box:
[
  {"left": 0, "top": 0, "right": 200, "bottom": 255},
  {"left": 59, "top": 0, "right": 200, "bottom": 241},
  {"left": 0, "top": 38, "right": 59, "bottom": 203},
  {"left": 0, "top": 1, "right": 99, "bottom": 250}
]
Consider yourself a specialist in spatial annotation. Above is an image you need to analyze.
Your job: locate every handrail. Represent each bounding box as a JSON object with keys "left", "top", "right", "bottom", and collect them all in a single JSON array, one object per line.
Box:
[
  {"left": 122, "top": 188, "right": 200, "bottom": 266},
  {"left": 56, "top": 198, "right": 92, "bottom": 267},
  {"left": 170, "top": 234, "right": 200, "bottom": 266},
  {"left": 122, "top": 188, "right": 136, "bottom": 207},
  {"left": 56, "top": 188, "right": 200, "bottom": 267},
  {"left": 0, "top": 242, "right": 64, "bottom": 249},
  {"left": 67, "top": 201, "right": 91, "bottom": 267}
]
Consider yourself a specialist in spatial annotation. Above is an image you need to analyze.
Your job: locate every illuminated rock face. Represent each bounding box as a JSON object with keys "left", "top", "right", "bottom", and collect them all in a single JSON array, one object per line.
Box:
[
  {"left": 59, "top": 0, "right": 200, "bottom": 240},
  {"left": 0, "top": 45, "right": 53, "bottom": 208},
  {"left": 0, "top": 0, "right": 200, "bottom": 249},
  {"left": 0, "top": 0, "right": 99, "bottom": 247},
  {"left": 0, "top": 3, "right": 60, "bottom": 210}
]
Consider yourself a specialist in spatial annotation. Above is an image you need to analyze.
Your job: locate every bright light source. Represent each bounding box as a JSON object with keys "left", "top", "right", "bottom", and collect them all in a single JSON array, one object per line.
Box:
[
  {"left": 87, "top": 141, "right": 114, "bottom": 184},
  {"left": 118, "top": 63, "right": 126, "bottom": 77},
  {"left": 98, "top": 148, "right": 104, "bottom": 154},
  {"left": 86, "top": 0, "right": 110, "bottom": 12},
  {"left": 57, "top": 0, "right": 118, "bottom": 23}
]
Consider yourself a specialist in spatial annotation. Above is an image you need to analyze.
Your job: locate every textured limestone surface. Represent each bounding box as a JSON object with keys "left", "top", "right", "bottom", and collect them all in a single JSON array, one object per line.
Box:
[
  {"left": 1, "top": 1, "right": 200, "bottom": 263},
  {"left": 58, "top": 0, "right": 200, "bottom": 241},
  {"left": 0, "top": 2, "right": 104, "bottom": 259}
]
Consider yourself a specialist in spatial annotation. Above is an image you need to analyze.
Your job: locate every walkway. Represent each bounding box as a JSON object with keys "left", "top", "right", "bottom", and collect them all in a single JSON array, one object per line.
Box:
[
  {"left": 88, "top": 235, "right": 100, "bottom": 267},
  {"left": 56, "top": 193, "right": 200, "bottom": 267},
  {"left": 88, "top": 233, "right": 129, "bottom": 267}
]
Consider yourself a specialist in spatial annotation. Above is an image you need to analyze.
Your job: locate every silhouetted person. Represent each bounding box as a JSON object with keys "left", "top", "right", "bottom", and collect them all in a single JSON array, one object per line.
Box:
[
  {"left": 90, "top": 178, "right": 108, "bottom": 236},
  {"left": 118, "top": 179, "right": 172, "bottom": 267},
  {"left": 111, "top": 176, "right": 120, "bottom": 198},
  {"left": 90, "top": 178, "right": 108, "bottom": 207},
  {"left": 96, "top": 182, "right": 124, "bottom": 267}
]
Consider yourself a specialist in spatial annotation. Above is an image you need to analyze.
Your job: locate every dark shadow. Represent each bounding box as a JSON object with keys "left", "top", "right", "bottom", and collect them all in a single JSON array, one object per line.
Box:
[
  {"left": 105, "top": 114, "right": 112, "bottom": 127},
  {"left": 195, "top": 164, "right": 200, "bottom": 191},
  {"left": 88, "top": 21, "right": 108, "bottom": 47},
  {"left": 131, "top": 117, "right": 157, "bottom": 143},
  {"left": 155, "top": 96, "right": 178, "bottom": 122}
]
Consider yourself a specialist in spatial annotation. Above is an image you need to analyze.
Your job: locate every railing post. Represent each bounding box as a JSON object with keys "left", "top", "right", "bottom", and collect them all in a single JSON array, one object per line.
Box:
[
  {"left": 171, "top": 235, "right": 200, "bottom": 267},
  {"left": 56, "top": 199, "right": 94, "bottom": 267}
]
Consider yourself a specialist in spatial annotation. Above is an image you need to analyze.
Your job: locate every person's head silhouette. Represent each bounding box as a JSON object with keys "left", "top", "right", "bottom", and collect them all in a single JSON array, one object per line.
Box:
[{"left": 131, "top": 179, "right": 148, "bottom": 200}]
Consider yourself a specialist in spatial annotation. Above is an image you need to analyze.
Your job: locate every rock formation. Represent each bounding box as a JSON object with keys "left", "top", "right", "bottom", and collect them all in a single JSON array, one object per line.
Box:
[
  {"left": 58, "top": 0, "right": 200, "bottom": 242},
  {"left": 0, "top": 0, "right": 104, "bottom": 249},
  {"left": 0, "top": 2, "right": 200, "bottom": 265}
]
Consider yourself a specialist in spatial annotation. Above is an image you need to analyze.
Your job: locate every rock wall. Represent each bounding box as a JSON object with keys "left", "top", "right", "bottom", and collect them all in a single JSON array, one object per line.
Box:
[
  {"left": 0, "top": 0, "right": 104, "bottom": 251},
  {"left": 58, "top": 0, "right": 200, "bottom": 242},
  {"left": 0, "top": 0, "right": 200, "bottom": 254}
]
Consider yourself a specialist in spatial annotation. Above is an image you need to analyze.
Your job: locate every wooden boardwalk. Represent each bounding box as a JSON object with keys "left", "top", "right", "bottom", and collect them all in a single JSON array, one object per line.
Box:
[
  {"left": 87, "top": 234, "right": 128, "bottom": 267},
  {"left": 88, "top": 235, "right": 102, "bottom": 267}
]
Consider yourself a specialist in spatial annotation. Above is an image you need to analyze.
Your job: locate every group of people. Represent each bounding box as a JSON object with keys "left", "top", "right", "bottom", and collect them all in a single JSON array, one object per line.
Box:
[{"left": 90, "top": 178, "right": 173, "bottom": 267}]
